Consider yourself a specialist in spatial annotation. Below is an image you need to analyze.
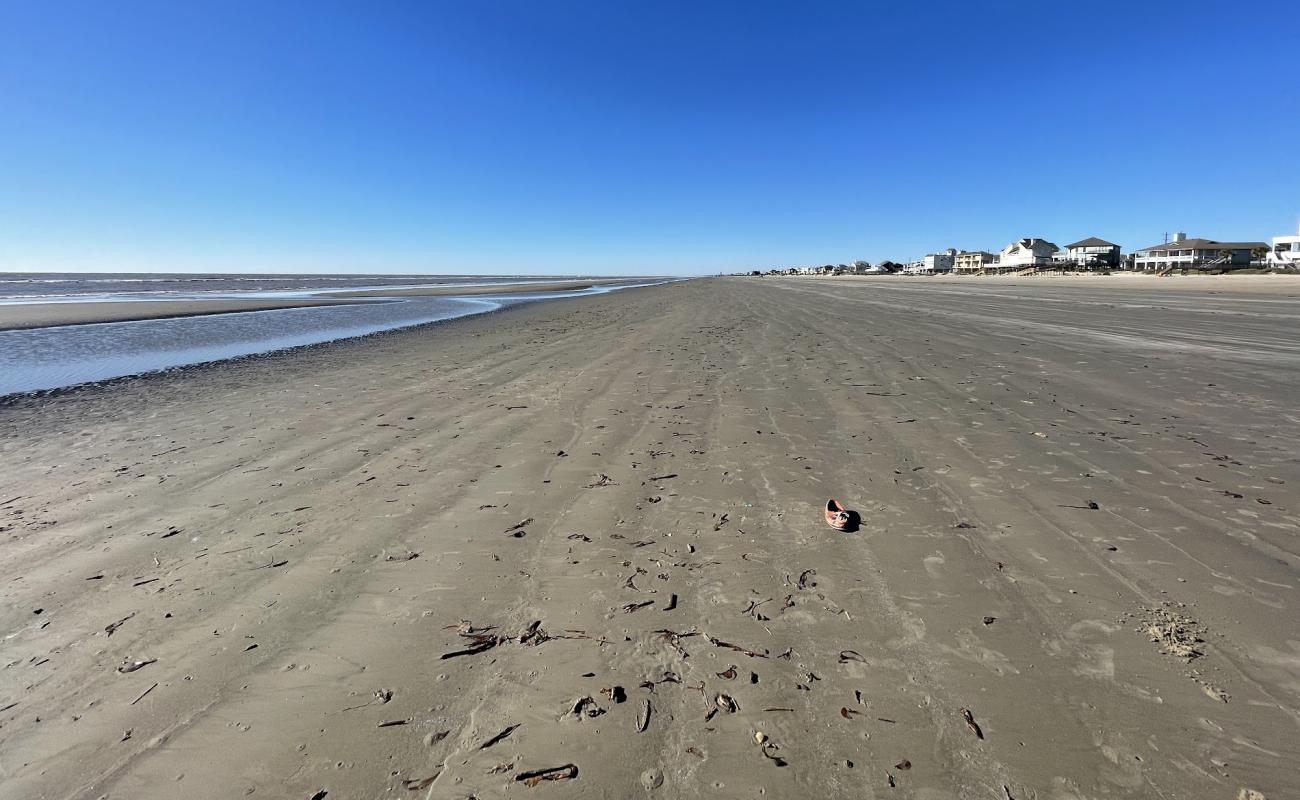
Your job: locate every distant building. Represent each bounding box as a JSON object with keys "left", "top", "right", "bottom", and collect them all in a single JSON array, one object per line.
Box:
[
  {"left": 1131, "top": 233, "right": 1269, "bottom": 270},
  {"left": 1266, "top": 223, "right": 1300, "bottom": 269},
  {"left": 923, "top": 248, "right": 957, "bottom": 273},
  {"left": 846, "top": 260, "right": 892, "bottom": 275},
  {"left": 953, "top": 251, "right": 997, "bottom": 273},
  {"left": 999, "top": 238, "right": 1060, "bottom": 269},
  {"left": 900, "top": 259, "right": 927, "bottom": 275},
  {"left": 1061, "top": 237, "right": 1121, "bottom": 268}
]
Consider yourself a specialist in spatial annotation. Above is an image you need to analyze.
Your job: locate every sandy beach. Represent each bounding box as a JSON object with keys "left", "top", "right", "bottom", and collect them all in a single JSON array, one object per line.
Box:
[
  {"left": 2, "top": 277, "right": 1297, "bottom": 799},
  {"left": 811, "top": 272, "right": 1300, "bottom": 296}
]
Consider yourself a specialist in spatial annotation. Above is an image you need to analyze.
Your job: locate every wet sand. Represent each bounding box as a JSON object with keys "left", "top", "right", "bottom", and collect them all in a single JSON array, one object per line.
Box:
[
  {"left": 1, "top": 278, "right": 1297, "bottom": 799},
  {"left": 0, "top": 297, "right": 377, "bottom": 330},
  {"left": 330, "top": 279, "right": 632, "bottom": 298},
  {"left": 0, "top": 280, "right": 637, "bottom": 330}
]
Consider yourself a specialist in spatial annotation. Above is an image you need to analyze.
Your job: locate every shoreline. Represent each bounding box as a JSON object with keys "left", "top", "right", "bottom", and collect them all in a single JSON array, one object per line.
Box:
[
  {"left": 0, "top": 298, "right": 524, "bottom": 405},
  {"left": 1, "top": 279, "right": 1296, "bottom": 798},
  {"left": 0, "top": 281, "right": 677, "bottom": 398},
  {"left": 0, "top": 279, "right": 640, "bottom": 331},
  {"left": 0, "top": 297, "right": 381, "bottom": 330},
  {"left": 326, "top": 278, "right": 633, "bottom": 297}
]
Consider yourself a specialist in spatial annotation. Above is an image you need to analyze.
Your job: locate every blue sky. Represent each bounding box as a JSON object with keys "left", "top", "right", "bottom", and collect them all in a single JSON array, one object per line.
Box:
[{"left": 2, "top": 1, "right": 1297, "bottom": 276}]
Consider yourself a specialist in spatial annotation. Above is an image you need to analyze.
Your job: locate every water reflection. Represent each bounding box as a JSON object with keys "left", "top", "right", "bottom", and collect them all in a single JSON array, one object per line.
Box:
[{"left": 1, "top": 283, "right": 666, "bottom": 396}]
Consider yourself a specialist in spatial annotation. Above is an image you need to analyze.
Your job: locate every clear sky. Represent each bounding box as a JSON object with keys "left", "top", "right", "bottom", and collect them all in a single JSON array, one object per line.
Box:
[{"left": 2, "top": 1, "right": 1298, "bottom": 276}]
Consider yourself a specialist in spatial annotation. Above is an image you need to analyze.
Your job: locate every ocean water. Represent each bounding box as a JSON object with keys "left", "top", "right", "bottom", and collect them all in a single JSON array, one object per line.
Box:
[
  {"left": 0, "top": 272, "right": 596, "bottom": 302},
  {"left": 0, "top": 273, "right": 665, "bottom": 396}
]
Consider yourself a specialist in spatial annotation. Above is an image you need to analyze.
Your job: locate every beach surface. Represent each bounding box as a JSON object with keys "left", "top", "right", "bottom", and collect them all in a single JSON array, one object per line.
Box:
[
  {"left": 2, "top": 277, "right": 1297, "bottom": 799},
  {"left": 813, "top": 272, "right": 1300, "bottom": 296}
]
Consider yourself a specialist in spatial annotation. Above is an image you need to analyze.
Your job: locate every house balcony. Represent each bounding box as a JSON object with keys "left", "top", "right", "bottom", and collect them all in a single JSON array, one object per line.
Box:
[{"left": 1134, "top": 253, "right": 1195, "bottom": 263}]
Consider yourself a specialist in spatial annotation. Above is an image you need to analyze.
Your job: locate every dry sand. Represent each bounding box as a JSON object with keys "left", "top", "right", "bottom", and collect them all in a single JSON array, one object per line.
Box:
[
  {"left": 813, "top": 271, "right": 1300, "bottom": 296},
  {"left": 1, "top": 277, "right": 1297, "bottom": 799}
]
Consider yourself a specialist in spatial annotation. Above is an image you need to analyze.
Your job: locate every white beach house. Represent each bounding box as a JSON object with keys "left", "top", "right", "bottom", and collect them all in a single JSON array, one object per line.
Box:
[
  {"left": 998, "top": 238, "right": 1059, "bottom": 269},
  {"left": 1266, "top": 223, "right": 1300, "bottom": 269},
  {"left": 923, "top": 248, "right": 957, "bottom": 273}
]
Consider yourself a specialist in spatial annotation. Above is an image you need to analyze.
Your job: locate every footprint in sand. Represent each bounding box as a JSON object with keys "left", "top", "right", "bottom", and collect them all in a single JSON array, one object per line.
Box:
[
  {"left": 922, "top": 552, "right": 945, "bottom": 580},
  {"left": 1065, "top": 620, "right": 1120, "bottom": 680},
  {"left": 946, "top": 630, "right": 1019, "bottom": 676},
  {"left": 1097, "top": 737, "right": 1147, "bottom": 790}
]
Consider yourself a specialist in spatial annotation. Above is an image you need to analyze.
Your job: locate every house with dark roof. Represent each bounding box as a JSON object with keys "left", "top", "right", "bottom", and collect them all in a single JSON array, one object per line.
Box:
[
  {"left": 1061, "top": 237, "right": 1121, "bottom": 268},
  {"left": 1131, "top": 233, "right": 1269, "bottom": 270}
]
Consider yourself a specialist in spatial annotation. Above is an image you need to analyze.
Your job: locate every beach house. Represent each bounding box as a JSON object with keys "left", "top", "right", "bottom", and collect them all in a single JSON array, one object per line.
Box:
[
  {"left": 1131, "top": 233, "right": 1269, "bottom": 271},
  {"left": 1266, "top": 223, "right": 1300, "bottom": 269},
  {"left": 998, "top": 238, "right": 1060, "bottom": 269},
  {"left": 953, "top": 251, "right": 997, "bottom": 273},
  {"left": 1061, "top": 237, "right": 1121, "bottom": 268},
  {"left": 923, "top": 248, "right": 957, "bottom": 273}
]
